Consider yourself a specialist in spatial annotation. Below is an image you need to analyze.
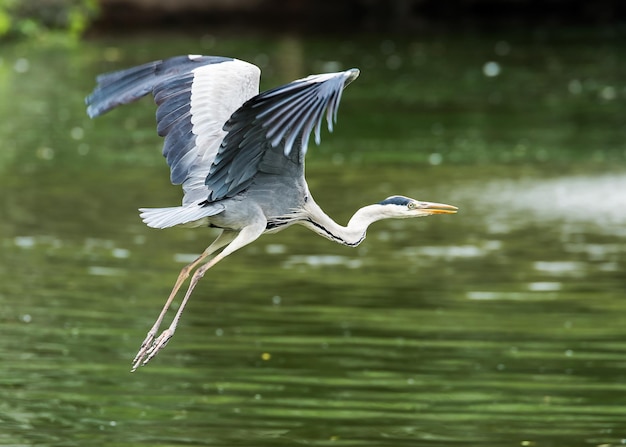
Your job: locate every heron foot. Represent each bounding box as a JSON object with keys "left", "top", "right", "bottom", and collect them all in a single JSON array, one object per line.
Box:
[
  {"left": 131, "top": 328, "right": 174, "bottom": 372},
  {"left": 131, "top": 329, "right": 158, "bottom": 370}
]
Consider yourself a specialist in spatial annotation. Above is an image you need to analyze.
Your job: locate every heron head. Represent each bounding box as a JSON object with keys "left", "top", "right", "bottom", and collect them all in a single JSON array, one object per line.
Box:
[{"left": 377, "top": 195, "right": 458, "bottom": 218}]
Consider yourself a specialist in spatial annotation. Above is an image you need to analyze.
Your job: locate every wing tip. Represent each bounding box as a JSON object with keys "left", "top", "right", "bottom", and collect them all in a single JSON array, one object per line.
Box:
[
  {"left": 345, "top": 68, "right": 360, "bottom": 84},
  {"left": 85, "top": 104, "right": 100, "bottom": 119}
]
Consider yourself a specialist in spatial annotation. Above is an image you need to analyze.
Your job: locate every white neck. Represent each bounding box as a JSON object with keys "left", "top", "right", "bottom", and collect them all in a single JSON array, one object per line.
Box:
[{"left": 301, "top": 199, "right": 387, "bottom": 247}]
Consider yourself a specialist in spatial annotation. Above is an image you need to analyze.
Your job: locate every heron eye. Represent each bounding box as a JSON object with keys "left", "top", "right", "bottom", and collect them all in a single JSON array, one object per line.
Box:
[{"left": 408, "top": 202, "right": 418, "bottom": 210}]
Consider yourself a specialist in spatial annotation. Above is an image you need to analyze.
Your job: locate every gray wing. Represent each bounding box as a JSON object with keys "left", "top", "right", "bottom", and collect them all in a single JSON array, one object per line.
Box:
[
  {"left": 86, "top": 55, "right": 261, "bottom": 205},
  {"left": 205, "top": 68, "right": 360, "bottom": 202}
]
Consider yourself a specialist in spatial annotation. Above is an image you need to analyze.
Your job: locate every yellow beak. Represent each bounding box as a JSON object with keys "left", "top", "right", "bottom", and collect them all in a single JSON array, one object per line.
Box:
[{"left": 417, "top": 201, "right": 458, "bottom": 215}]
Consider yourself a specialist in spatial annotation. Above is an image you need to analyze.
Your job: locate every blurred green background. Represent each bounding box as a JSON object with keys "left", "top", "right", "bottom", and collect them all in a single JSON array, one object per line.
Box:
[{"left": 1, "top": 2, "right": 625, "bottom": 446}]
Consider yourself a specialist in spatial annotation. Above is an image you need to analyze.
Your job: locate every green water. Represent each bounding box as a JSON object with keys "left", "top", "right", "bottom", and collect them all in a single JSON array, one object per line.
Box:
[{"left": 1, "top": 29, "right": 626, "bottom": 446}]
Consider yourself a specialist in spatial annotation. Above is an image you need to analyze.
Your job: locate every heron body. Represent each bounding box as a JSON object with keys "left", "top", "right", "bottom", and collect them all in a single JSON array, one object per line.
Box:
[{"left": 86, "top": 55, "right": 457, "bottom": 371}]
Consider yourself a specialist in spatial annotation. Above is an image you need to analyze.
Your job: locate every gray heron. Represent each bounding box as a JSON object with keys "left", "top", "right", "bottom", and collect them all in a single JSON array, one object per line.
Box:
[{"left": 86, "top": 55, "right": 458, "bottom": 371}]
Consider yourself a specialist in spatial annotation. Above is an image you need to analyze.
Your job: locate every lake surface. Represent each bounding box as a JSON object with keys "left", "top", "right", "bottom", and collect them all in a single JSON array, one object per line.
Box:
[{"left": 1, "top": 29, "right": 626, "bottom": 446}]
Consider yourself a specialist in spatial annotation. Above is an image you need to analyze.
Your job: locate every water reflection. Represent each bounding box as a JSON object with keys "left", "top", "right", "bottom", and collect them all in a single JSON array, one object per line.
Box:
[{"left": 457, "top": 173, "right": 626, "bottom": 236}]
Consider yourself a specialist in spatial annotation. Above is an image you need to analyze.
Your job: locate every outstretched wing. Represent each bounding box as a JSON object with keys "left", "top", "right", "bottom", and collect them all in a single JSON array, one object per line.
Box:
[
  {"left": 205, "top": 68, "right": 360, "bottom": 202},
  {"left": 86, "top": 55, "right": 261, "bottom": 205}
]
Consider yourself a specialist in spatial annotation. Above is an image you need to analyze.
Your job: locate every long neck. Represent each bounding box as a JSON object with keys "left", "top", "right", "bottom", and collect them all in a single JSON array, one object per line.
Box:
[{"left": 302, "top": 198, "right": 384, "bottom": 247}]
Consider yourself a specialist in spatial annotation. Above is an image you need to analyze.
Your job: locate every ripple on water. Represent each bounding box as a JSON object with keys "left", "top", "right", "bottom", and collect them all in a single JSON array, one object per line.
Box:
[
  {"left": 466, "top": 291, "right": 558, "bottom": 300},
  {"left": 533, "top": 261, "right": 586, "bottom": 276},
  {"left": 13, "top": 235, "right": 63, "bottom": 249},
  {"left": 87, "top": 266, "right": 126, "bottom": 276},
  {"left": 283, "top": 255, "right": 363, "bottom": 269},
  {"left": 527, "top": 281, "right": 562, "bottom": 291},
  {"left": 401, "top": 240, "right": 502, "bottom": 260}
]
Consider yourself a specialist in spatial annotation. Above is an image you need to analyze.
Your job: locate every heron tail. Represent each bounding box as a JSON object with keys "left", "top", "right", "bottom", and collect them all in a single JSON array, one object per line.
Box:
[{"left": 139, "top": 202, "right": 225, "bottom": 229}]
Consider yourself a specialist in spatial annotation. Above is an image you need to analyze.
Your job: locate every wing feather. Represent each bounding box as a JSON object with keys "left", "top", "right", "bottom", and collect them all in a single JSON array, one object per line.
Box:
[
  {"left": 86, "top": 55, "right": 261, "bottom": 205},
  {"left": 87, "top": 57, "right": 359, "bottom": 211},
  {"left": 204, "top": 69, "right": 359, "bottom": 202}
]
